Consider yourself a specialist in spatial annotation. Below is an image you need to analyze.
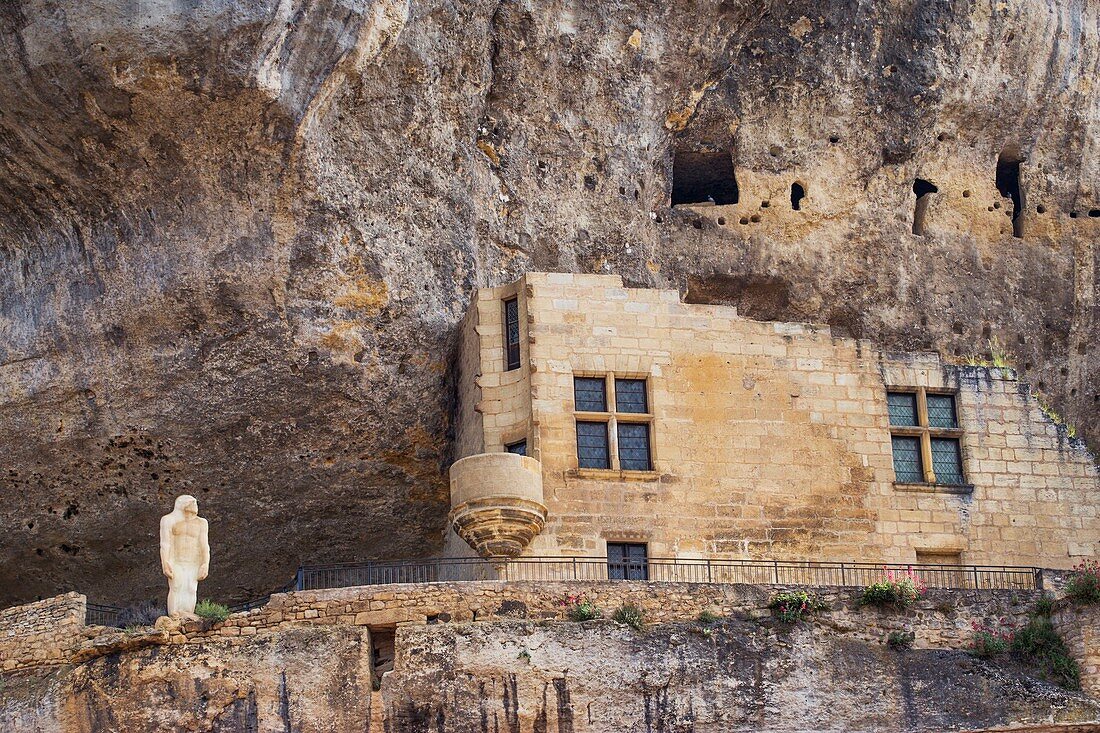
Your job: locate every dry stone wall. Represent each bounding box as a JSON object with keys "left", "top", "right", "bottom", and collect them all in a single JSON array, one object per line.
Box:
[
  {"left": 1056, "top": 605, "right": 1100, "bottom": 697},
  {"left": 0, "top": 593, "right": 85, "bottom": 672}
]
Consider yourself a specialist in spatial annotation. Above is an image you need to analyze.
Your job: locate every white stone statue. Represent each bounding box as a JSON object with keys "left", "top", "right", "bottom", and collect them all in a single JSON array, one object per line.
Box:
[{"left": 159, "top": 494, "right": 210, "bottom": 618}]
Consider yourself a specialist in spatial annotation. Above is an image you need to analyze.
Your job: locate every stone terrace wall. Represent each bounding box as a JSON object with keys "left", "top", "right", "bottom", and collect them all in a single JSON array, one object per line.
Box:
[
  {"left": 4, "top": 582, "right": 1099, "bottom": 695},
  {"left": 1056, "top": 605, "right": 1100, "bottom": 696},
  {"left": 0, "top": 592, "right": 85, "bottom": 671},
  {"left": 192, "top": 581, "right": 1042, "bottom": 651}
]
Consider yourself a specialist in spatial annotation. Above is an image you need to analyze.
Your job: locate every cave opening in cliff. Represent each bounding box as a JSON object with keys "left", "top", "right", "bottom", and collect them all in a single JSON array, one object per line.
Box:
[
  {"left": 790, "top": 182, "right": 805, "bottom": 210},
  {"left": 912, "top": 178, "right": 939, "bottom": 236},
  {"left": 996, "top": 154, "right": 1024, "bottom": 238},
  {"left": 671, "top": 150, "right": 739, "bottom": 206}
]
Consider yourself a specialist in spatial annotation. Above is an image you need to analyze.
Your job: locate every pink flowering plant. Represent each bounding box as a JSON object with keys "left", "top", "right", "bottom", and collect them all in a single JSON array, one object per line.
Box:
[
  {"left": 970, "top": 618, "right": 1015, "bottom": 658},
  {"left": 861, "top": 568, "right": 927, "bottom": 609},
  {"left": 1065, "top": 560, "right": 1100, "bottom": 605},
  {"left": 560, "top": 593, "right": 601, "bottom": 621},
  {"left": 769, "top": 590, "right": 827, "bottom": 624}
]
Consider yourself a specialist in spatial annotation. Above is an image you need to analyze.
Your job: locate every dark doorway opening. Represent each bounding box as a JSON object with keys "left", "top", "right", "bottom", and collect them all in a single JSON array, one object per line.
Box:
[
  {"left": 995, "top": 154, "right": 1024, "bottom": 238},
  {"left": 912, "top": 178, "right": 938, "bottom": 236},
  {"left": 790, "top": 182, "right": 806, "bottom": 210},
  {"left": 607, "top": 542, "right": 649, "bottom": 580},
  {"left": 370, "top": 626, "right": 396, "bottom": 685},
  {"left": 672, "top": 151, "right": 739, "bottom": 205}
]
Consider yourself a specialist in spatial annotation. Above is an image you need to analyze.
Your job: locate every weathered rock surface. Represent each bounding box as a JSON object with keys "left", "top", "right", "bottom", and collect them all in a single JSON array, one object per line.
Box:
[
  {"left": 0, "top": 0, "right": 1096, "bottom": 605},
  {"left": 2, "top": 619, "right": 1098, "bottom": 732},
  {"left": 384, "top": 620, "right": 1100, "bottom": 732},
  {"left": 0, "top": 625, "right": 372, "bottom": 732}
]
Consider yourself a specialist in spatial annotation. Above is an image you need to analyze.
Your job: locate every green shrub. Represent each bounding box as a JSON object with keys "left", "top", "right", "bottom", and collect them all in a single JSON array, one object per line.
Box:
[
  {"left": 697, "top": 610, "right": 721, "bottom": 625},
  {"left": 195, "top": 599, "right": 230, "bottom": 623},
  {"left": 769, "top": 591, "right": 827, "bottom": 624},
  {"left": 1012, "top": 616, "right": 1080, "bottom": 689},
  {"left": 1065, "top": 560, "right": 1100, "bottom": 605},
  {"left": 562, "top": 593, "right": 601, "bottom": 622},
  {"left": 1033, "top": 593, "right": 1055, "bottom": 617},
  {"left": 861, "top": 569, "right": 926, "bottom": 609},
  {"left": 970, "top": 619, "right": 1014, "bottom": 659},
  {"left": 612, "top": 604, "right": 645, "bottom": 631},
  {"left": 886, "top": 630, "right": 914, "bottom": 650}
]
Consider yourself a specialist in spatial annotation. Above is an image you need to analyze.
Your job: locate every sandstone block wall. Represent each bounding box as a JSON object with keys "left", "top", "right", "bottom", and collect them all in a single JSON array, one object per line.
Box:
[
  {"left": 0, "top": 592, "right": 85, "bottom": 671},
  {"left": 1056, "top": 605, "right": 1100, "bottom": 697},
  {"left": 456, "top": 272, "right": 1099, "bottom": 568}
]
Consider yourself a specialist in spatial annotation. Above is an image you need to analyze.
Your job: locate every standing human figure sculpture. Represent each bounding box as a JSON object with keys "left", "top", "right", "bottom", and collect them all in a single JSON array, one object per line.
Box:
[{"left": 160, "top": 495, "right": 209, "bottom": 618}]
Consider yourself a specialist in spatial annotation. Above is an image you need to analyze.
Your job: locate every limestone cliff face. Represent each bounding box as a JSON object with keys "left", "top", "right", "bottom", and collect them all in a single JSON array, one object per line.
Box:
[
  {"left": 0, "top": 626, "right": 374, "bottom": 732},
  {"left": 2, "top": 620, "right": 1098, "bottom": 732},
  {"left": 0, "top": 0, "right": 1096, "bottom": 605}
]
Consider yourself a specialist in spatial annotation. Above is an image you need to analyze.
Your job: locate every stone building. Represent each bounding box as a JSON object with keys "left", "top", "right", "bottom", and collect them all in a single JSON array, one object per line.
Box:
[{"left": 447, "top": 272, "right": 1099, "bottom": 573}]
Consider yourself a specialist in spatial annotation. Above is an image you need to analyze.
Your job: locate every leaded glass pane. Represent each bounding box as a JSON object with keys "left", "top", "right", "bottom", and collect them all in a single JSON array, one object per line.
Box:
[
  {"left": 617, "top": 423, "right": 651, "bottom": 471},
  {"left": 504, "top": 298, "right": 520, "bottom": 371},
  {"left": 574, "top": 377, "right": 607, "bottom": 412},
  {"left": 927, "top": 393, "right": 958, "bottom": 428},
  {"left": 576, "top": 421, "right": 610, "bottom": 468},
  {"left": 615, "top": 378, "right": 648, "bottom": 413},
  {"left": 891, "top": 435, "right": 923, "bottom": 482},
  {"left": 931, "top": 437, "right": 965, "bottom": 485},
  {"left": 887, "top": 392, "right": 918, "bottom": 426},
  {"left": 506, "top": 440, "right": 526, "bottom": 456},
  {"left": 607, "top": 542, "right": 648, "bottom": 580}
]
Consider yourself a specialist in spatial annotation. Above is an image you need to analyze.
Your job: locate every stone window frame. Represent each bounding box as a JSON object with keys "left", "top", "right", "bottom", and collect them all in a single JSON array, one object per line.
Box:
[
  {"left": 888, "top": 387, "right": 971, "bottom": 493},
  {"left": 572, "top": 371, "right": 657, "bottom": 475}
]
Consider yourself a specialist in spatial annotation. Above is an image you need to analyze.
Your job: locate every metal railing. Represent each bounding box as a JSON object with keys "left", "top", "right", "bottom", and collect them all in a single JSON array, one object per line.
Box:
[
  {"left": 294, "top": 556, "right": 1042, "bottom": 592},
  {"left": 85, "top": 557, "right": 1042, "bottom": 627},
  {"left": 85, "top": 602, "right": 125, "bottom": 627}
]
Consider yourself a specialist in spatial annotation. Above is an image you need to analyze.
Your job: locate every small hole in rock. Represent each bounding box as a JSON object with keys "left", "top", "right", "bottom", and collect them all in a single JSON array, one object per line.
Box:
[
  {"left": 1089, "top": 209, "right": 1100, "bottom": 218},
  {"left": 671, "top": 149, "right": 739, "bottom": 205},
  {"left": 790, "top": 182, "right": 805, "bottom": 211},
  {"left": 912, "top": 178, "right": 938, "bottom": 235},
  {"left": 717, "top": 217, "right": 725, "bottom": 225},
  {"left": 761, "top": 200, "right": 770, "bottom": 208},
  {"left": 692, "top": 219, "right": 703, "bottom": 229},
  {"left": 1036, "top": 205, "right": 1046, "bottom": 214},
  {"left": 962, "top": 190, "right": 971, "bottom": 198},
  {"left": 1070, "top": 211, "right": 1079, "bottom": 218},
  {"left": 829, "top": 135, "right": 840, "bottom": 144},
  {"left": 995, "top": 152, "right": 1025, "bottom": 238},
  {"left": 750, "top": 214, "right": 761, "bottom": 223},
  {"left": 739, "top": 217, "right": 749, "bottom": 225}
]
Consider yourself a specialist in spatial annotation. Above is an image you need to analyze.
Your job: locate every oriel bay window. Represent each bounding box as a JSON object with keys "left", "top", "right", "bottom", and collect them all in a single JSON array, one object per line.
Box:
[
  {"left": 574, "top": 375, "right": 653, "bottom": 471},
  {"left": 888, "top": 389, "right": 966, "bottom": 486}
]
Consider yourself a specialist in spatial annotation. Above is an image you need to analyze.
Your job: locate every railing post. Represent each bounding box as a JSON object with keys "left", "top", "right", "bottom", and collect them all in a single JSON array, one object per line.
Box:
[
  {"left": 773, "top": 560, "right": 779, "bottom": 584},
  {"left": 972, "top": 566, "right": 980, "bottom": 591},
  {"left": 572, "top": 557, "right": 577, "bottom": 580},
  {"left": 841, "top": 563, "right": 846, "bottom": 587},
  {"left": 707, "top": 559, "right": 712, "bottom": 584},
  {"left": 1036, "top": 568, "right": 1044, "bottom": 590},
  {"left": 295, "top": 566, "right": 303, "bottom": 591}
]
